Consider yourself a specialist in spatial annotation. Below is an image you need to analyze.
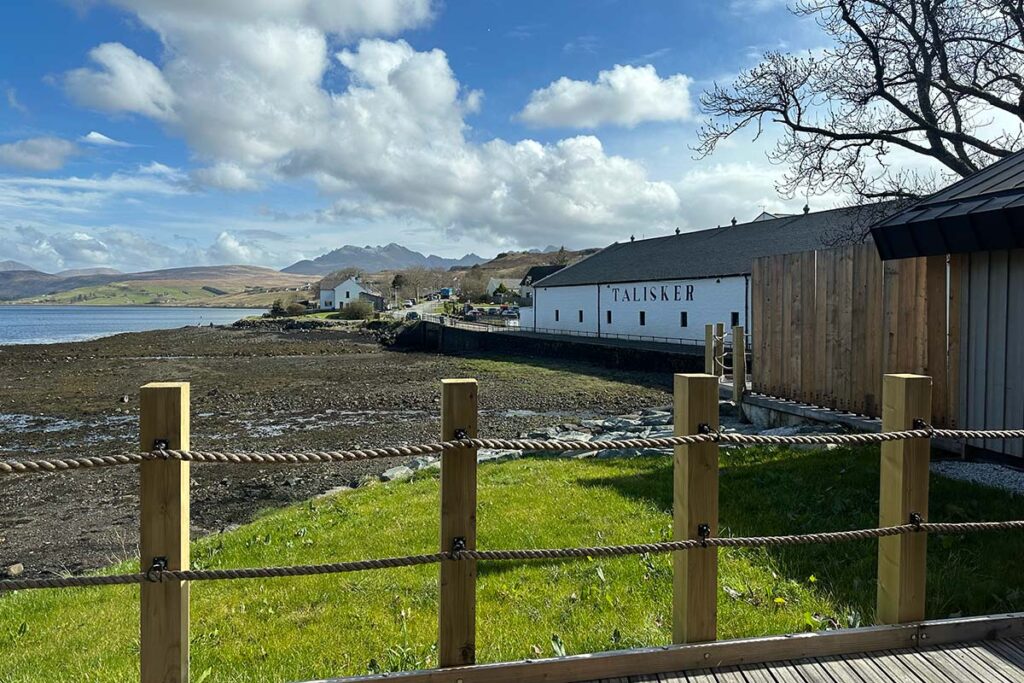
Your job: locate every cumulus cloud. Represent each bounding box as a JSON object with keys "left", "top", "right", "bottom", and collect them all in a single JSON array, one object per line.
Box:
[
  {"left": 0, "top": 224, "right": 287, "bottom": 272},
  {"left": 519, "top": 64, "right": 694, "bottom": 128},
  {"left": 0, "top": 137, "right": 78, "bottom": 171},
  {"left": 6, "top": 87, "right": 28, "bottom": 114},
  {"left": 65, "top": 42, "right": 177, "bottom": 121},
  {"left": 191, "top": 163, "right": 260, "bottom": 190},
  {"left": 80, "top": 130, "right": 132, "bottom": 147},
  {"left": 59, "top": 2, "right": 686, "bottom": 248}
]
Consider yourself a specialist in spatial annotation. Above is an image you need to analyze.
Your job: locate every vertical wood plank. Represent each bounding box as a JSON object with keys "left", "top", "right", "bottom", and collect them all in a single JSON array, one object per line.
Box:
[
  {"left": 673, "top": 374, "right": 719, "bottom": 644},
  {"left": 140, "top": 382, "right": 190, "bottom": 683},
  {"left": 799, "top": 251, "right": 817, "bottom": 405},
  {"left": 715, "top": 322, "right": 725, "bottom": 380},
  {"left": 814, "top": 250, "right": 828, "bottom": 407},
  {"left": 751, "top": 258, "right": 763, "bottom": 394},
  {"left": 782, "top": 253, "right": 795, "bottom": 398},
  {"left": 877, "top": 374, "right": 932, "bottom": 625},
  {"left": 705, "top": 324, "right": 715, "bottom": 376},
  {"left": 865, "top": 247, "right": 885, "bottom": 418},
  {"left": 440, "top": 379, "right": 478, "bottom": 667},
  {"left": 925, "top": 255, "right": 948, "bottom": 427},
  {"left": 850, "top": 246, "right": 869, "bottom": 415},
  {"left": 1006, "top": 250, "right": 1024, "bottom": 458},
  {"left": 883, "top": 258, "right": 901, "bottom": 375},
  {"left": 947, "top": 254, "right": 963, "bottom": 428},
  {"left": 733, "top": 325, "right": 746, "bottom": 404}
]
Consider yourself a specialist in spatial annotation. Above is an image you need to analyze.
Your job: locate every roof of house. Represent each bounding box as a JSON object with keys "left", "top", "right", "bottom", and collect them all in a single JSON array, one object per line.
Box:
[
  {"left": 320, "top": 275, "right": 380, "bottom": 295},
  {"left": 486, "top": 277, "right": 521, "bottom": 290},
  {"left": 871, "top": 150, "right": 1024, "bottom": 260},
  {"left": 520, "top": 265, "right": 565, "bottom": 286},
  {"left": 536, "top": 203, "right": 900, "bottom": 288}
]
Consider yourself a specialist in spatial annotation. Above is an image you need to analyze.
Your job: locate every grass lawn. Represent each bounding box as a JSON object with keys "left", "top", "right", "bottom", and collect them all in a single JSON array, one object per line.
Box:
[{"left": 2, "top": 446, "right": 1023, "bottom": 683}]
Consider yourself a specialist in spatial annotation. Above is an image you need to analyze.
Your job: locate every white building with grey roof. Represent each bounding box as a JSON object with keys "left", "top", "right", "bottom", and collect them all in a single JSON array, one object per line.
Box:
[{"left": 521, "top": 204, "right": 898, "bottom": 343}]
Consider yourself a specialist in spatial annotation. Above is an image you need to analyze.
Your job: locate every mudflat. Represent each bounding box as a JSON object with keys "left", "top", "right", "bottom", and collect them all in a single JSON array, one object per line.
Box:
[{"left": 0, "top": 324, "right": 669, "bottom": 577}]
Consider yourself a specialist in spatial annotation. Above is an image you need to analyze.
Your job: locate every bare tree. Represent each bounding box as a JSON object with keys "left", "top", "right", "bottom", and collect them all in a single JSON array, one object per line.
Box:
[{"left": 698, "top": 0, "right": 1024, "bottom": 201}]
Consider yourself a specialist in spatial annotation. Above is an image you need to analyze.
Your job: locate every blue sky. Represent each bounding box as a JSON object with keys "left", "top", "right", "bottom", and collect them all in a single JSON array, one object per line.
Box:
[{"left": 0, "top": 0, "right": 832, "bottom": 272}]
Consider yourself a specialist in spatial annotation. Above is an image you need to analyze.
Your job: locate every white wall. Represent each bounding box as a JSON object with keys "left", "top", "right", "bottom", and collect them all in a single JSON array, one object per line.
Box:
[
  {"left": 531, "top": 276, "right": 749, "bottom": 341},
  {"left": 319, "top": 289, "right": 335, "bottom": 310}
]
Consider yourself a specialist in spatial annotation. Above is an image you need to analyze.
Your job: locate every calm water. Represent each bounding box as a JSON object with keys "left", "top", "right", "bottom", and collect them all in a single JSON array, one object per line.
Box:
[{"left": 0, "top": 305, "right": 264, "bottom": 345}]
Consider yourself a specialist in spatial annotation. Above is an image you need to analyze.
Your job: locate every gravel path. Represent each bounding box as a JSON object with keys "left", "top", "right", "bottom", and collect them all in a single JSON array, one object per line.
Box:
[{"left": 931, "top": 460, "right": 1024, "bottom": 496}]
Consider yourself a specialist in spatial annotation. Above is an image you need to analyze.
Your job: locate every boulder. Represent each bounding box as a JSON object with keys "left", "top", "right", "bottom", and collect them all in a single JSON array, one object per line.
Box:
[
  {"left": 380, "top": 465, "right": 414, "bottom": 482},
  {"left": 3, "top": 563, "right": 23, "bottom": 578}
]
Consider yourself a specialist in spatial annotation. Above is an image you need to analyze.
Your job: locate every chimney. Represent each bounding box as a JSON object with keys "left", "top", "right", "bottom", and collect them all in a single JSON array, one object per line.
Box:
[
  {"left": 675, "top": 227, "right": 681, "bottom": 235},
  {"left": 803, "top": 203, "right": 810, "bottom": 214},
  {"left": 630, "top": 234, "right": 635, "bottom": 242},
  {"left": 731, "top": 217, "right": 737, "bottom": 226}
]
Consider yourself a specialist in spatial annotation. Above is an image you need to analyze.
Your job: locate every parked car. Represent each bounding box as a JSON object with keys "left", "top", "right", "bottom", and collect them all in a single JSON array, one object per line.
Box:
[
  {"left": 500, "top": 309, "right": 518, "bottom": 318},
  {"left": 405, "top": 311, "right": 420, "bottom": 321},
  {"left": 404, "top": 299, "right": 415, "bottom": 308},
  {"left": 465, "top": 309, "right": 482, "bottom": 320},
  {"left": 486, "top": 307, "right": 499, "bottom": 316}
]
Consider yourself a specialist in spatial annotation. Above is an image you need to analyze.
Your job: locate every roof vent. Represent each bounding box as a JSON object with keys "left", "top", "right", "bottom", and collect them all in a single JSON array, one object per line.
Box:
[
  {"left": 675, "top": 227, "right": 681, "bottom": 235},
  {"left": 630, "top": 234, "right": 635, "bottom": 242},
  {"left": 731, "top": 217, "right": 737, "bottom": 226},
  {"left": 803, "top": 203, "right": 810, "bottom": 214}
]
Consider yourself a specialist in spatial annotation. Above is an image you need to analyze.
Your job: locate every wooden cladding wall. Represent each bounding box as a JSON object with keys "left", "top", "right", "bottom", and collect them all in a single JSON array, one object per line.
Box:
[{"left": 751, "top": 244, "right": 959, "bottom": 426}]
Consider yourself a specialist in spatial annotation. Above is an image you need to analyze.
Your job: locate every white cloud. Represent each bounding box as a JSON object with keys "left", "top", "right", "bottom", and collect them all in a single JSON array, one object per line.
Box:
[
  {"left": 191, "top": 163, "right": 260, "bottom": 190},
  {"left": 0, "top": 137, "right": 78, "bottom": 171},
  {"left": 5, "top": 87, "right": 28, "bottom": 114},
  {"left": 519, "top": 64, "right": 694, "bottom": 128},
  {"left": 80, "top": 130, "right": 132, "bottom": 147},
  {"left": 60, "top": 3, "right": 688, "bottom": 249},
  {"left": 65, "top": 42, "right": 177, "bottom": 121}
]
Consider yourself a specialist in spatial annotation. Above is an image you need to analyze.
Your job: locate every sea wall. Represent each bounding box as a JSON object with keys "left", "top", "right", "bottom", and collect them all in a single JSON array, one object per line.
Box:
[{"left": 396, "top": 320, "right": 704, "bottom": 373}]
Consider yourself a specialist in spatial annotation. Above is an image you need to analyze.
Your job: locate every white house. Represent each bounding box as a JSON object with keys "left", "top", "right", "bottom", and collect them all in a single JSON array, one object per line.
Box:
[
  {"left": 318, "top": 276, "right": 380, "bottom": 311},
  {"left": 523, "top": 204, "right": 899, "bottom": 342}
]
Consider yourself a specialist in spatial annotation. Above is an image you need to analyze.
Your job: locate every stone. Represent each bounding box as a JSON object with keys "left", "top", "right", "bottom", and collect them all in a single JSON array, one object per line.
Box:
[
  {"left": 3, "top": 563, "right": 23, "bottom": 578},
  {"left": 758, "top": 425, "right": 803, "bottom": 437},
  {"left": 639, "top": 412, "right": 672, "bottom": 426},
  {"left": 718, "top": 401, "right": 739, "bottom": 417},
  {"left": 790, "top": 443, "right": 839, "bottom": 452},
  {"left": 552, "top": 430, "right": 592, "bottom": 442},
  {"left": 407, "top": 456, "right": 438, "bottom": 470},
  {"left": 477, "top": 449, "right": 520, "bottom": 464},
  {"left": 380, "top": 466, "right": 414, "bottom": 482}
]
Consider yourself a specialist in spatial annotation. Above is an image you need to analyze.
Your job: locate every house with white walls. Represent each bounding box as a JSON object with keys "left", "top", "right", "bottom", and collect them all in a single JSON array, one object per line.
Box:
[{"left": 318, "top": 276, "right": 383, "bottom": 311}]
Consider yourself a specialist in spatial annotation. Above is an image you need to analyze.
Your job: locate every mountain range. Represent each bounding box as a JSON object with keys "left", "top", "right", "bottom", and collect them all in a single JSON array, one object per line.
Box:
[{"left": 282, "top": 243, "right": 486, "bottom": 275}]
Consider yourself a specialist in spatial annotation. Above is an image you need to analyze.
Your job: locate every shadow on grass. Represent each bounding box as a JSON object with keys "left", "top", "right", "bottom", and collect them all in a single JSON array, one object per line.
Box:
[
  {"left": 576, "top": 447, "right": 1024, "bottom": 621},
  {"left": 456, "top": 352, "right": 676, "bottom": 393}
]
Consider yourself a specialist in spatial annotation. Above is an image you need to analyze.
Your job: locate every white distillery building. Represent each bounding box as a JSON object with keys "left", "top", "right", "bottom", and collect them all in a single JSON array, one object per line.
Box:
[{"left": 522, "top": 204, "right": 896, "bottom": 342}]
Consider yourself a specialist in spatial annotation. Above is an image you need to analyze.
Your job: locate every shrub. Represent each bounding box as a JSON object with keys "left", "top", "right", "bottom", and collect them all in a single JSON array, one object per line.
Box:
[
  {"left": 339, "top": 300, "right": 374, "bottom": 320},
  {"left": 285, "top": 302, "right": 307, "bottom": 316}
]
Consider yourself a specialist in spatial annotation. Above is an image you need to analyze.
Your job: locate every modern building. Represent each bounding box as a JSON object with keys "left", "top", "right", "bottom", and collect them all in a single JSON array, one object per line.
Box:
[
  {"left": 318, "top": 276, "right": 384, "bottom": 311},
  {"left": 871, "top": 149, "right": 1024, "bottom": 461},
  {"left": 522, "top": 204, "right": 898, "bottom": 341}
]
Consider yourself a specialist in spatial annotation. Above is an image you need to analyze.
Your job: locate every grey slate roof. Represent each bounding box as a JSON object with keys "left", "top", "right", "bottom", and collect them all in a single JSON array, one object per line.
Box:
[
  {"left": 520, "top": 265, "right": 565, "bottom": 286},
  {"left": 872, "top": 149, "right": 1024, "bottom": 260},
  {"left": 536, "top": 203, "right": 900, "bottom": 288}
]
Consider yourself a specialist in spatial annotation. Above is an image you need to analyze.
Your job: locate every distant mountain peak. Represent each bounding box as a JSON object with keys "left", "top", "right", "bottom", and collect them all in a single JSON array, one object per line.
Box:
[
  {"left": 281, "top": 243, "right": 486, "bottom": 275},
  {"left": 0, "top": 260, "right": 37, "bottom": 273}
]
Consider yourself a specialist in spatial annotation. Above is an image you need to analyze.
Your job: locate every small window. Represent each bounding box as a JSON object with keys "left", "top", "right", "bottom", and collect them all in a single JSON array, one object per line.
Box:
[
  {"left": 346, "top": 291, "right": 351, "bottom": 299},
  {"left": 606, "top": 310, "right": 612, "bottom": 325},
  {"left": 639, "top": 311, "right": 646, "bottom": 326},
  {"left": 555, "top": 309, "right": 560, "bottom": 322},
  {"left": 578, "top": 310, "right": 584, "bottom": 323},
  {"left": 731, "top": 311, "right": 740, "bottom": 327},
  {"left": 680, "top": 311, "right": 688, "bottom": 328}
]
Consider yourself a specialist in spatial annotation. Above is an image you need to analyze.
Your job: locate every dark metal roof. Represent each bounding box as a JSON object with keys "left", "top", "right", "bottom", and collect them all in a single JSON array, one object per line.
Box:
[
  {"left": 520, "top": 265, "right": 565, "bottom": 286},
  {"left": 535, "top": 203, "right": 900, "bottom": 288},
  {"left": 871, "top": 150, "right": 1024, "bottom": 260}
]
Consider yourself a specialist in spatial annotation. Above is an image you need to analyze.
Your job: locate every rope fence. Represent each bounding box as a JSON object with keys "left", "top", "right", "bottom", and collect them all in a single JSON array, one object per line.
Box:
[
  {"left": 4, "top": 519, "right": 1022, "bottom": 593},
  {"left": 5, "top": 427, "right": 1024, "bottom": 477}
]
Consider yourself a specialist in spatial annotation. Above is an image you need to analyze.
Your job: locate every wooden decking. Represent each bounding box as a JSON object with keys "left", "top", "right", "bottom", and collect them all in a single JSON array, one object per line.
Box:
[{"left": 588, "top": 637, "right": 1024, "bottom": 683}]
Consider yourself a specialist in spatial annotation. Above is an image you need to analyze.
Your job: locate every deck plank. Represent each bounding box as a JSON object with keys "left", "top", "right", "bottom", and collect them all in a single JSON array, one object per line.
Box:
[{"left": 810, "top": 656, "right": 864, "bottom": 683}]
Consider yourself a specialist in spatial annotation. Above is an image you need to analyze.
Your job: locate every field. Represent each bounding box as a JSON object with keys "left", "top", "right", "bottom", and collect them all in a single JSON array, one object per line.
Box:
[{"left": 2, "top": 446, "right": 1023, "bottom": 682}]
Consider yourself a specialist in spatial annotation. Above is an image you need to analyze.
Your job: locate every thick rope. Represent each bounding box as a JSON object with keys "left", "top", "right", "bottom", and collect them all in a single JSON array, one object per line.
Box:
[
  {"left": 3, "top": 520, "right": 1022, "bottom": 592},
  {"left": 6, "top": 428, "right": 1024, "bottom": 477}
]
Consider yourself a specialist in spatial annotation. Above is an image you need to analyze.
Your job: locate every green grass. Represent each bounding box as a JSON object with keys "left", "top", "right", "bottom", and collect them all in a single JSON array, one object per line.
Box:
[
  {"left": 19, "top": 282, "right": 219, "bottom": 306},
  {"left": 2, "top": 447, "right": 1023, "bottom": 683}
]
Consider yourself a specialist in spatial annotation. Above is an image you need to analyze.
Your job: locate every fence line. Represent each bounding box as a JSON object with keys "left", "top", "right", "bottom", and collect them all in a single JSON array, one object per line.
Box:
[{"left": 3, "top": 372, "right": 1023, "bottom": 683}]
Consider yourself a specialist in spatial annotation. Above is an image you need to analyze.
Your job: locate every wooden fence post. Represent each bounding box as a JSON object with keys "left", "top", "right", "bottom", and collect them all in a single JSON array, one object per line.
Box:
[
  {"left": 439, "top": 379, "right": 478, "bottom": 667},
  {"left": 715, "top": 323, "right": 725, "bottom": 378},
  {"left": 877, "top": 373, "right": 932, "bottom": 625},
  {"left": 732, "top": 325, "right": 745, "bottom": 404},
  {"left": 704, "top": 324, "right": 714, "bottom": 375},
  {"left": 673, "top": 373, "right": 719, "bottom": 643},
  {"left": 140, "top": 382, "right": 190, "bottom": 683}
]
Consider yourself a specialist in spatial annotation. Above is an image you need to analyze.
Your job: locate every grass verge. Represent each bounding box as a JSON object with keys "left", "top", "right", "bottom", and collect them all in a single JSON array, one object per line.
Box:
[{"left": 2, "top": 446, "right": 1023, "bottom": 682}]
